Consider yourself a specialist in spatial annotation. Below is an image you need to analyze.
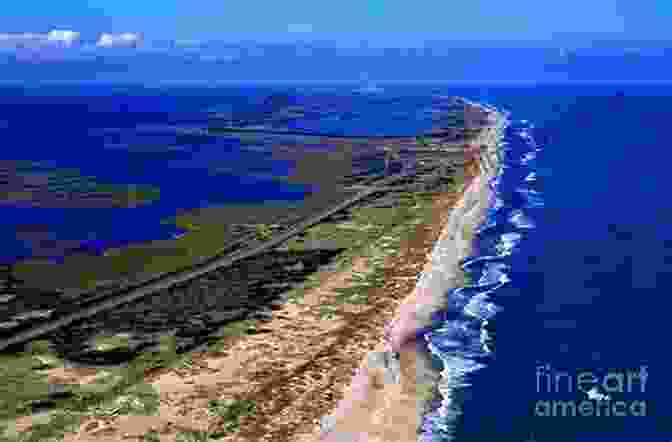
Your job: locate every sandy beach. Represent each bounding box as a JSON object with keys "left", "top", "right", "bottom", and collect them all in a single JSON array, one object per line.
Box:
[
  {"left": 15, "top": 183, "right": 463, "bottom": 442},
  {"left": 313, "top": 131, "right": 499, "bottom": 442},
  {"left": 314, "top": 172, "right": 493, "bottom": 442},
  {"left": 8, "top": 103, "right": 503, "bottom": 442}
]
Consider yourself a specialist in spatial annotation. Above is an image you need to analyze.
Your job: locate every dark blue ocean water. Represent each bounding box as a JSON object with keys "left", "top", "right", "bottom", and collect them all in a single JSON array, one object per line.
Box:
[{"left": 416, "top": 83, "right": 671, "bottom": 442}]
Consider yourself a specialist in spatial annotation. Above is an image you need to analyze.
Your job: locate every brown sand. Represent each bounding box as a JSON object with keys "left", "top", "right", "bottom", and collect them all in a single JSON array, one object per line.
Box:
[
  {"left": 28, "top": 161, "right": 473, "bottom": 442},
  {"left": 16, "top": 107, "right": 502, "bottom": 442},
  {"left": 313, "top": 164, "right": 487, "bottom": 442}
]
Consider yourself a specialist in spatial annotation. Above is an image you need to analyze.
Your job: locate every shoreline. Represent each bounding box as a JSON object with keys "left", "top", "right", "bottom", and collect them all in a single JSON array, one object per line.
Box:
[
  {"left": 3, "top": 99, "right": 504, "bottom": 442},
  {"left": 23, "top": 177, "right": 469, "bottom": 442},
  {"left": 315, "top": 103, "right": 504, "bottom": 442},
  {"left": 5, "top": 166, "right": 467, "bottom": 441}
]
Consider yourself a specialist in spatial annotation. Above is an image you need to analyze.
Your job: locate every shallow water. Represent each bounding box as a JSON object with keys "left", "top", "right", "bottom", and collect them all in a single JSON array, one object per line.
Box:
[{"left": 0, "top": 84, "right": 454, "bottom": 264}]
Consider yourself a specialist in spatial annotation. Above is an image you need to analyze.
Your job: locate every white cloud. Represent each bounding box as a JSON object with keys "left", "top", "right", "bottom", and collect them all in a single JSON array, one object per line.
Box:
[
  {"left": 96, "top": 33, "right": 142, "bottom": 48},
  {"left": 46, "top": 30, "right": 80, "bottom": 47}
]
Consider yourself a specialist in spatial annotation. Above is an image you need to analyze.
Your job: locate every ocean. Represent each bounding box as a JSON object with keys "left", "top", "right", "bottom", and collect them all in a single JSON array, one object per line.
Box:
[
  {"left": 419, "top": 83, "right": 670, "bottom": 442},
  {"left": 1, "top": 82, "right": 669, "bottom": 440}
]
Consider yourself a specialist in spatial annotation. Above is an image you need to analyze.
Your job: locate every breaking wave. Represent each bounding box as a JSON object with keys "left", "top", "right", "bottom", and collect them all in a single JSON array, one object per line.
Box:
[{"left": 418, "top": 107, "right": 542, "bottom": 441}]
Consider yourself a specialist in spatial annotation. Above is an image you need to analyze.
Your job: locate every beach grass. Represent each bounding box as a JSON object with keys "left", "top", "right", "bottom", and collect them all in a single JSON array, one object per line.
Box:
[
  {"left": 280, "top": 189, "right": 450, "bottom": 317},
  {"left": 175, "top": 430, "right": 227, "bottom": 441},
  {"left": 1, "top": 177, "right": 461, "bottom": 440},
  {"left": 206, "top": 398, "right": 256, "bottom": 433},
  {"left": 0, "top": 316, "right": 266, "bottom": 438},
  {"left": 143, "top": 429, "right": 161, "bottom": 442},
  {"left": 0, "top": 334, "right": 183, "bottom": 440}
]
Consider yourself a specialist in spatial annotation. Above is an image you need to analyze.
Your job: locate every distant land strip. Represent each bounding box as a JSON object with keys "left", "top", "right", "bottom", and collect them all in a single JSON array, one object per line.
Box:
[{"left": 207, "top": 126, "right": 450, "bottom": 139}]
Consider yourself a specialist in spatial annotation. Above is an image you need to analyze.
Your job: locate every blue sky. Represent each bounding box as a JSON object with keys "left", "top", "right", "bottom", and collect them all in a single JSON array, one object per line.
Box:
[
  {"left": 1, "top": 1, "right": 670, "bottom": 83},
  {"left": 1, "top": 0, "right": 669, "bottom": 46}
]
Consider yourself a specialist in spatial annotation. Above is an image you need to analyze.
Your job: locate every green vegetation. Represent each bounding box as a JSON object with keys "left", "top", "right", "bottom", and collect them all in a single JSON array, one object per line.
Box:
[
  {"left": 277, "top": 189, "right": 444, "bottom": 319},
  {"left": 416, "top": 136, "right": 431, "bottom": 147},
  {"left": 204, "top": 320, "right": 258, "bottom": 353},
  {"left": 175, "top": 430, "right": 226, "bottom": 441},
  {"left": 2, "top": 166, "right": 464, "bottom": 440},
  {"left": 2, "top": 161, "right": 161, "bottom": 208},
  {"left": 13, "top": 167, "right": 461, "bottom": 294},
  {"left": 323, "top": 207, "right": 422, "bottom": 316},
  {"left": 0, "top": 410, "right": 80, "bottom": 442},
  {"left": 91, "top": 333, "right": 131, "bottom": 352},
  {"left": 462, "top": 222, "right": 473, "bottom": 245},
  {"left": 0, "top": 341, "right": 68, "bottom": 422},
  {"left": 0, "top": 336, "right": 179, "bottom": 441},
  {"left": 0, "top": 309, "right": 260, "bottom": 440},
  {"left": 176, "top": 353, "right": 194, "bottom": 370},
  {"left": 462, "top": 270, "right": 473, "bottom": 287},
  {"left": 253, "top": 224, "right": 273, "bottom": 241},
  {"left": 88, "top": 382, "right": 160, "bottom": 417},
  {"left": 14, "top": 208, "right": 236, "bottom": 290},
  {"left": 143, "top": 429, "right": 161, "bottom": 442},
  {"left": 417, "top": 382, "right": 437, "bottom": 402},
  {"left": 121, "top": 184, "right": 162, "bottom": 207},
  {"left": 206, "top": 398, "right": 256, "bottom": 433}
]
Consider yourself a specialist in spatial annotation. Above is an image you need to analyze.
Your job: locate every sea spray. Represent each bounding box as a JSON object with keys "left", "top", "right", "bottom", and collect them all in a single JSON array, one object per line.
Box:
[{"left": 419, "top": 110, "right": 541, "bottom": 441}]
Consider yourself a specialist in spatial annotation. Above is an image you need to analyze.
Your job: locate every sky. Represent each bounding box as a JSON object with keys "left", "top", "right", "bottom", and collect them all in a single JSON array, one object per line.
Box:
[
  {"left": 1, "top": 0, "right": 670, "bottom": 46},
  {"left": 0, "top": 1, "right": 670, "bottom": 84}
]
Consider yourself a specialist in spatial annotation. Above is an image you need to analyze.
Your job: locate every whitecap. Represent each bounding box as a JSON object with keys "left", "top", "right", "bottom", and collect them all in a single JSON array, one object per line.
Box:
[{"left": 509, "top": 209, "right": 536, "bottom": 229}]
